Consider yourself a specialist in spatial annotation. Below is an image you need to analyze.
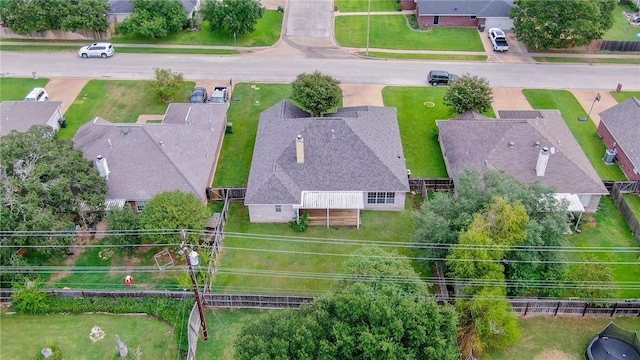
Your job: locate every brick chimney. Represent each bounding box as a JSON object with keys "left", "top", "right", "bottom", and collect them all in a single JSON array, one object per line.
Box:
[
  {"left": 296, "top": 135, "right": 304, "bottom": 163},
  {"left": 96, "top": 155, "right": 110, "bottom": 180},
  {"left": 536, "top": 147, "right": 550, "bottom": 177}
]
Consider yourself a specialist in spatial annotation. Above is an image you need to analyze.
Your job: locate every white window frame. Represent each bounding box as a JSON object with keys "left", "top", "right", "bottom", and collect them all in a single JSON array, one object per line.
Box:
[
  {"left": 367, "top": 192, "right": 395, "bottom": 205},
  {"left": 275, "top": 205, "right": 282, "bottom": 213}
]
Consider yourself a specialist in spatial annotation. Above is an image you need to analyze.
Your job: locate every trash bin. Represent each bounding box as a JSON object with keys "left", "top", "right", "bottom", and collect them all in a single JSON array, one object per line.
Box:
[
  {"left": 478, "top": 24, "right": 486, "bottom": 32},
  {"left": 226, "top": 122, "right": 233, "bottom": 134},
  {"left": 58, "top": 117, "right": 67, "bottom": 128}
]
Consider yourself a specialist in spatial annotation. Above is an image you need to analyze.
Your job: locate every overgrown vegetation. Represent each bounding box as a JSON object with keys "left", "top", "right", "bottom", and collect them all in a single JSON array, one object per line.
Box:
[{"left": 0, "top": 0, "right": 109, "bottom": 34}]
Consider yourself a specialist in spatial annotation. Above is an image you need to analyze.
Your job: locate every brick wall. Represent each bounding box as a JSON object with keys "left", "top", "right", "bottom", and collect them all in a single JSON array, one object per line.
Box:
[
  {"left": 418, "top": 15, "right": 480, "bottom": 27},
  {"left": 598, "top": 122, "right": 639, "bottom": 180}
]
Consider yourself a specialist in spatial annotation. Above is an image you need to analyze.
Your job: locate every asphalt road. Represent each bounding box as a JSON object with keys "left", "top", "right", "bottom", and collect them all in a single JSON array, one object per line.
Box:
[{"left": 1, "top": 51, "right": 639, "bottom": 90}]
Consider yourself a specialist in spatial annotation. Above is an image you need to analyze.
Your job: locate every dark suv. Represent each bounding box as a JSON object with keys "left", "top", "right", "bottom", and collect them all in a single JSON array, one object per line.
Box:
[
  {"left": 189, "top": 87, "right": 208, "bottom": 103},
  {"left": 427, "top": 70, "right": 458, "bottom": 86}
]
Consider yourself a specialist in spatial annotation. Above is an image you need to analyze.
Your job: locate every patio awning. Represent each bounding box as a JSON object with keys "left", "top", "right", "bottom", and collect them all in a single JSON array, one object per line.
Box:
[
  {"left": 294, "top": 191, "right": 364, "bottom": 209},
  {"left": 554, "top": 193, "right": 585, "bottom": 213}
]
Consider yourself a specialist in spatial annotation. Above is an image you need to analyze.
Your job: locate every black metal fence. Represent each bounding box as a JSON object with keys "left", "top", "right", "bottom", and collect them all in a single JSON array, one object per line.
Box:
[{"left": 600, "top": 40, "right": 640, "bottom": 52}]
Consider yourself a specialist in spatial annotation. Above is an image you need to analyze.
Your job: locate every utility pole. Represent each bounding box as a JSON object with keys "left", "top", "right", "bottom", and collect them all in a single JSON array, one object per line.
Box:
[
  {"left": 181, "top": 230, "right": 208, "bottom": 341},
  {"left": 587, "top": 92, "right": 601, "bottom": 122}
]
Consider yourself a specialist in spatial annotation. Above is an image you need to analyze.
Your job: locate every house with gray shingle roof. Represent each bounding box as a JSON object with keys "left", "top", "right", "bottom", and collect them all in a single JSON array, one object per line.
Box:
[
  {"left": 597, "top": 97, "right": 640, "bottom": 180},
  {"left": 73, "top": 103, "right": 227, "bottom": 210},
  {"left": 437, "top": 110, "right": 608, "bottom": 212},
  {"left": 245, "top": 101, "right": 410, "bottom": 227},
  {"left": 415, "top": 0, "right": 514, "bottom": 29},
  {"left": 1, "top": 101, "right": 63, "bottom": 136},
  {"left": 107, "top": 0, "right": 200, "bottom": 23}
]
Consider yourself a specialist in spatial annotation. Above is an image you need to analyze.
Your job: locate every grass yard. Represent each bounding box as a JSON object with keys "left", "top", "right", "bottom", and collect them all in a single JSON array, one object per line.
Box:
[
  {"left": 335, "top": 16, "right": 484, "bottom": 51},
  {"left": 197, "top": 309, "right": 261, "bottom": 359},
  {"left": 334, "top": 0, "right": 399, "bottom": 12},
  {"left": 610, "top": 90, "right": 640, "bottom": 102},
  {"left": 213, "top": 83, "right": 292, "bottom": 187},
  {"left": 110, "top": 11, "right": 283, "bottom": 47},
  {"left": 362, "top": 51, "right": 488, "bottom": 61},
  {"left": 0, "top": 77, "right": 49, "bottom": 101},
  {"left": 624, "top": 193, "right": 640, "bottom": 222},
  {"left": 567, "top": 196, "right": 640, "bottom": 299},
  {"left": 58, "top": 79, "right": 195, "bottom": 139},
  {"left": 0, "top": 313, "right": 178, "bottom": 359},
  {"left": 211, "top": 196, "right": 423, "bottom": 295},
  {"left": 486, "top": 316, "right": 640, "bottom": 360},
  {"left": 522, "top": 89, "right": 627, "bottom": 180},
  {"left": 382, "top": 86, "right": 495, "bottom": 178},
  {"left": 603, "top": 4, "right": 640, "bottom": 41}
]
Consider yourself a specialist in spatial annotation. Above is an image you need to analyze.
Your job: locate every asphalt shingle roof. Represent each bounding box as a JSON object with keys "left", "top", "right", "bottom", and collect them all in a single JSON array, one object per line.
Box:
[
  {"left": 73, "top": 103, "right": 227, "bottom": 201},
  {"left": 0, "top": 101, "right": 62, "bottom": 136},
  {"left": 107, "top": 0, "right": 197, "bottom": 14},
  {"left": 438, "top": 110, "right": 607, "bottom": 195},
  {"left": 245, "top": 101, "right": 410, "bottom": 205},
  {"left": 416, "top": 0, "right": 514, "bottom": 16},
  {"left": 598, "top": 97, "right": 640, "bottom": 171}
]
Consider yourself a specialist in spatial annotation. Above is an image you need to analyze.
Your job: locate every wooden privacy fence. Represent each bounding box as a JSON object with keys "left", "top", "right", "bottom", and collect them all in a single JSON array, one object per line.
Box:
[
  {"left": 600, "top": 40, "right": 640, "bottom": 52},
  {"left": 512, "top": 299, "right": 640, "bottom": 317},
  {"left": 203, "top": 293, "right": 315, "bottom": 309},
  {"left": 186, "top": 304, "right": 201, "bottom": 360},
  {"left": 610, "top": 181, "right": 640, "bottom": 242},
  {"left": 408, "top": 178, "right": 454, "bottom": 197}
]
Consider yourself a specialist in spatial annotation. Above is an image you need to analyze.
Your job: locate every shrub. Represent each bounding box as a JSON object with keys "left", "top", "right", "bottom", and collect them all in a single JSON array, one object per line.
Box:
[{"left": 289, "top": 212, "right": 309, "bottom": 232}]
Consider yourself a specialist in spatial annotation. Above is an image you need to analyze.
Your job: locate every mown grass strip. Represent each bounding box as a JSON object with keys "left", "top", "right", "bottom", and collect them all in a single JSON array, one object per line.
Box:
[
  {"left": 360, "top": 51, "right": 487, "bottom": 61},
  {"left": 533, "top": 56, "right": 640, "bottom": 64}
]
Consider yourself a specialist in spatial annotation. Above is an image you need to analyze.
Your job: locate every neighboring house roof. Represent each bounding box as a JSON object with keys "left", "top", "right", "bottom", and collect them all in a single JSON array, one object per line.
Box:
[
  {"left": 437, "top": 110, "right": 607, "bottom": 195},
  {"left": 73, "top": 103, "right": 227, "bottom": 202},
  {"left": 107, "top": 0, "right": 198, "bottom": 15},
  {"left": 598, "top": 97, "right": 640, "bottom": 172},
  {"left": 245, "top": 101, "right": 410, "bottom": 205},
  {"left": 0, "top": 101, "right": 62, "bottom": 136},
  {"left": 416, "top": 0, "right": 514, "bottom": 17}
]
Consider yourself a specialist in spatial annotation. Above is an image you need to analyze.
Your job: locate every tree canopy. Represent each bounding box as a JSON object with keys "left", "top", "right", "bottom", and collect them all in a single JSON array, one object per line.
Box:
[
  {"left": 443, "top": 73, "right": 493, "bottom": 115},
  {"left": 510, "top": 0, "right": 617, "bottom": 50},
  {"left": 234, "top": 247, "right": 460, "bottom": 360},
  {"left": 104, "top": 204, "right": 141, "bottom": 255},
  {"left": 145, "top": 68, "right": 186, "bottom": 102},
  {"left": 0, "top": 0, "right": 109, "bottom": 34},
  {"left": 115, "top": 0, "right": 188, "bottom": 39},
  {"left": 0, "top": 126, "right": 107, "bottom": 284},
  {"left": 139, "top": 190, "right": 210, "bottom": 244},
  {"left": 201, "top": 0, "right": 264, "bottom": 36},
  {"left": 290, "top": 70, "right": 343, "bottom": 117}
]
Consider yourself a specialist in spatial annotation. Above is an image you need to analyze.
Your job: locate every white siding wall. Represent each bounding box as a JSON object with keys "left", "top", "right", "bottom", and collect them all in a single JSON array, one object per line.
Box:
[
  {"left": 45, "top": 106, "right": 62, "bottom": 132},
  {"left": 248, "top": 204, "right": 295, "bottom": 223},
  {"left": 362, "top": 191, "right": 406, "bottom": 211}
]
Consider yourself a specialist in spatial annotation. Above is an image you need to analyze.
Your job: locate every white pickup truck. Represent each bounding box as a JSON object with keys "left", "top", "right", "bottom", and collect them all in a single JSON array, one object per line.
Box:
[{"left": 488, "top": 28, "right": 509, "bottom": 52}]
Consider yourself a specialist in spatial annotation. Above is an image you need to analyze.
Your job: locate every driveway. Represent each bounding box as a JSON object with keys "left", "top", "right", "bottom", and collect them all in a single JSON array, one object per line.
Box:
[
  {"left": 570, "top": 89, "right": 618, "bottom": 126},
  {"left": 480, "top": 29, "right": 533, "bottom": 64},
  {"left": 43, "top": 78, "right": 89, "bottom": 114}
]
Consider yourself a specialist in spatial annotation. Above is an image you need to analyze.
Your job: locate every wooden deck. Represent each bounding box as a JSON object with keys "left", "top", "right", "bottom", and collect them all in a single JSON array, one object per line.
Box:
[{"left": 303, "top": 209, "right": 359, "bottom": 227}]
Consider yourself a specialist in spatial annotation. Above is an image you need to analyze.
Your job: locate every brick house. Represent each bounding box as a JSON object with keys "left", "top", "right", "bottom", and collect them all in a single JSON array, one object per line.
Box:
[
  {"left": 414, "top": 0, "right": 514, "bottom": 29},
  {"left": 245, "top": 101, "right": 410, "bottom": 228},
  {"left": 437, "top": 110, "right": 608, "bottom": 212},
  {"left": 597, "top": 97, "right": 640, "bottom": 180}
]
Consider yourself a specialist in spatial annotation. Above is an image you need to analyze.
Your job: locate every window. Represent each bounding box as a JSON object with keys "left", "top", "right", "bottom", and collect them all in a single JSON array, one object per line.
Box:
[
  {"left": 136, "top": 201, "right": 146, "bottom": 212},
  {"left": 367, "top": 192, "right": 395, "bottom": 204},
  {"left": 470, "top": 15, "right": 477, "bottom": 20},
  {"left": 433, "top": 16, "right": 439, "bottom": 25},
  {"left": 275, "top": 205, "right": 281, "bottom": 213},
  {"left": 579, "top": 195, "right": 592, "bottom": 207}
]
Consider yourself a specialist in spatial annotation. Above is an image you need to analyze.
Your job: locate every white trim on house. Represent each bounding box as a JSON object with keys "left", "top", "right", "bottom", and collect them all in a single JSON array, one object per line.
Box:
[
  {"left": 554, "top": 193, "right": 585, "bottom": 213},
  {"left": 294, "top": 191, "right": 365, "bottom": 209}
]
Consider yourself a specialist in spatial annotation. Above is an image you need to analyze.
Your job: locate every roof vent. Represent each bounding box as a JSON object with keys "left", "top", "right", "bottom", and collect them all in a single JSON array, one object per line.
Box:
[
  {"left": 120, "top": 127, "right": 129, "bottom": 135},
  {"left": 534, "top": 141, "right": 540, "bottom": 148},
  {"left": 508, "top": 141, "right": 515, "bottom": 148},
  {"left": 159, "top": 140, "right": 164, "bottom": 147}
]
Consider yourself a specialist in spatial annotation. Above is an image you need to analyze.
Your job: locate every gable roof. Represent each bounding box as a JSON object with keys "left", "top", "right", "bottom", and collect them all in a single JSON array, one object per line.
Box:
[
  {"left": 598, "top": 97, "right": 640, "bottom": 171},
  {"left": 416, "top": 0, "right": 514, "bottom": 17},
  {"left": 0, "top": 101, "right": 62, "bottom": 136},
  {"left": 245, "top": 101, "right": 409, "bottom": 205},
  {"left": 437, "top": 110, "right": 607, "bottom": 195},
  {"left": 107, "top": 0, "right": 198, "bottom": 14},
  {"left": 73, "top": 103, "right": 227, "bottom": 201}
]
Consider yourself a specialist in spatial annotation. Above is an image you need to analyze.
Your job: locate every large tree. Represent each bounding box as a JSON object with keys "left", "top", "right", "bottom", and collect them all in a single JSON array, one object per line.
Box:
[
  {"left": 0, "top": 0, "right": 109, "bottom": 34},
  {"left": 414, "top": 168, "right": 569, "bottom": 297},
  {"left": 201, "top": 0, "right": 264, "bottom": 36},
  {"left": 234, "top": 247, "right": 460, "bottom": 360},
  {"left": 291, "top": 70, "right": 343, "bottom": 117},
  {"left": 510, "top": 0, "right": 617, "bottom": 50},
  {"left": 115, "top": 0, "right": 188, "bottom": 39},
  {"left": 0, "top": 126, "right": 107, "bottom": 283},
  {"left": 443, "top": 73, "right": 493, "bottom": 115},
  {"left": 139, "top": 190, "right": 210, "bottom": 245},
  {"left": 104, "top": 204, "right": 141, "bottom": 255},
  {"left": 145, "top": 68, "right": 186, "bottom": 102}
]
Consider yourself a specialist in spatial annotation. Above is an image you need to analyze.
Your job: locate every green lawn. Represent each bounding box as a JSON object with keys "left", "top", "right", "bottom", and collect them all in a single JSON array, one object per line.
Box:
[
  {"left": 197, "top": 309, "right": 261, "bottom": 359},
  {"left": 0, "top": 313, "right": 178, "bottom": 359},
  {"left": 602, "top": 4, "right": 640, "bottom": 41},
  {"left": 212, "top": 197, "right": 422, "bottom": 295},
  {"left": 0, "top": 77, "right": 49, "bottom": 101},
  {"left": 110, "top": 11, "right": 283, "bottom": 47},
  {"left": 362, "top": 51, "right": 488, "bottom": 61},
  {"left": 213, "top": 83, "right": 292, "bottom": 187},
  {"left": 532, "top": 56, "right": 640, "bottom": 64},
  {"left": 334, "top": 0, "right": 399, "bottom": 12},
  {"left": 58, "top": 79, "right": 195, "bottom": 139},
  {"left": 335, "top": 16, "right": 484, "bottom": 50},
  {"left": 0, "top": 44, "right": 238, "bottom": 55},
  {"left": 522, "top": 89, "right": 627, "bottom": 180},
  {"left": 610, "top": 90, "right": 640, "bottom": 102},
  {"left": 382, "top": 86, "right": 495, "bottom": 178},
  {"left": 624, "top": 193, "right": 640, "bottom": 221},
  {"left": 487, "top": 316, "right": 640, "bottom": 360},
  {"left": 567, "top": 196, "right": 640, "bottom": 299}
]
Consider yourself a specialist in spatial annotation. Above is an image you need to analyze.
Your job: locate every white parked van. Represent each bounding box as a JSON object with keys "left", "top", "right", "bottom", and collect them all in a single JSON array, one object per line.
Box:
[{"left": 24, "top": 87, "right": 49, "bottom": 102}]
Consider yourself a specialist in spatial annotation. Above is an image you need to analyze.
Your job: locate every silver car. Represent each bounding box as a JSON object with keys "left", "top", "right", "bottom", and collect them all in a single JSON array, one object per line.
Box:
[{"left": 78, "top": 43, "right": 115, "bottom": 59}]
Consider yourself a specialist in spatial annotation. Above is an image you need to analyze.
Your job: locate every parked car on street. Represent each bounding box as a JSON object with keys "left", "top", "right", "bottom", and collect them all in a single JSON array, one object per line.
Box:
[
  {"left": 78, "top": 43, "right": 115, "bottom": 59},
  {"left": 24, "top": 87, "right": 49, "bottom": 102},
  {"left": 189, "top": 87, "right": 208, "bottom": 103},
  {"left": 427, "top": 70, "right": 458, "bottom": 86}
]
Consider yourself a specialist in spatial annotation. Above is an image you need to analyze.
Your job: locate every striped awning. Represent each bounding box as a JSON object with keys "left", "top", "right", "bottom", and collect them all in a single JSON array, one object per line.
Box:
[{"left": 295, "top": 191, "right": 364, "bottom": 209}]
